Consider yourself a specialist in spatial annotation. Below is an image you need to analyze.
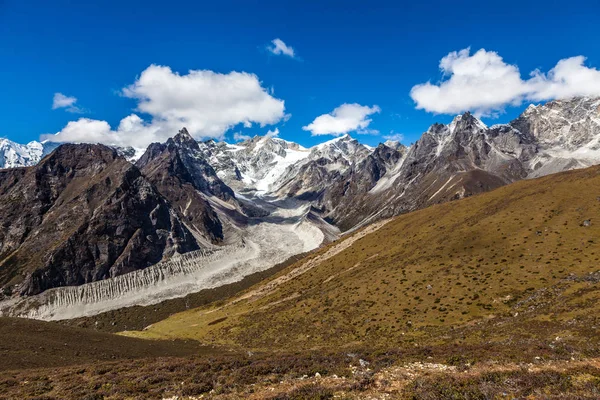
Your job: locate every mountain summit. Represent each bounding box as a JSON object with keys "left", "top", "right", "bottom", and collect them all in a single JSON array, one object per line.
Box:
[{"left": 2, "top": 97, "right": 600, "bottom": 315}]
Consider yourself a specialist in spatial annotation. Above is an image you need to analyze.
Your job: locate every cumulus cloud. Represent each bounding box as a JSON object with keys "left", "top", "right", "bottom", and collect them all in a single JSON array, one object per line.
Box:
[
  {"left": 267, "top": 38, "right": 296, "bottom": 58},
  {"left": 410, "top": 48, "right": 600, "bottom": 116},
  {"left": 40, "top": 115, "right": 161, "bottom": 149},
  {"left": 264, "top": 128, "right": 279, "bottom": 138},
  {"left": 383, "top": 132, "right": 404, "bottom": 142},
  {"left": 527, "top": 56, "right": 600, "bottom": 101},
  {"left": 52, "top": 93, "right": 85, "bottom": 113},
  {"left": 302, "top": 103, "right": 381, "bottom": 136},
  {"left": 45, "top": 65, "right": 287, "bottom": 148},
  {"left": 233, "top": 132, "right": 252, "bottom": 142}
]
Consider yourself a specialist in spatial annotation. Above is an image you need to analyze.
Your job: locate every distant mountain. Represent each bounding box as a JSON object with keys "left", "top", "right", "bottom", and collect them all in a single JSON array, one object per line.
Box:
[
  {"left": 315, "top": 97, "right": 600, "bottom": 230},
  {"left": 190, "top": 98, "right": 600, "bottom": 231},
  {"left": 0, "top": 139, "right": 59, "bottom": 169},
  {"left": 197, "top": 135, "right": 311, "bottom": 194},
  {"left": 271, "top": 134, "right": 372, "bottom": 199}
]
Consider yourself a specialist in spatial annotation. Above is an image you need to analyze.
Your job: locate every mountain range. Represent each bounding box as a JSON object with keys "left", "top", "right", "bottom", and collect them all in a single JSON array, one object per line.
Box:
[{"left": 1, "top": 96, "right": 599, "bottom": 318}]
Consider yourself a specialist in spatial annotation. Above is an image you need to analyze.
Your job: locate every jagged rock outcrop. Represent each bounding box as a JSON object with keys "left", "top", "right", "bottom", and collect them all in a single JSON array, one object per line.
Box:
[
  {"left": 0, "top": 143, "right": 199, "bottom": 296},
  {"left": 272, "top": 134, "right": 372, "bottom": 199},
  {"left": 316, "top": 98, "right": 600, "bottom": 230},
  {"left": 136, "top": 128, "right": 236, "bottom": 243}
]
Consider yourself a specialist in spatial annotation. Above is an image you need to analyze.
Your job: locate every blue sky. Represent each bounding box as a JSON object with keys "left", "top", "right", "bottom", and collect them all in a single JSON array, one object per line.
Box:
[{"left": 2, "top": 0, "right": 600, "bottom": 148}]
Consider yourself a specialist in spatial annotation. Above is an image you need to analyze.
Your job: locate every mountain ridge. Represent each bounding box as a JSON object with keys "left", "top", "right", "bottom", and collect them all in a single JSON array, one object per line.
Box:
[{"left": 1, "top": 96, "right": 600, "bottom": 317}]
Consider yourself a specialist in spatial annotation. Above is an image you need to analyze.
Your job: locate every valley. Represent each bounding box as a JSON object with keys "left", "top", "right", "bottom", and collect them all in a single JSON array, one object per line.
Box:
[
  {"left": 2, "top": 97, "right": 600, "bottom": 319},
  {"left": 2, "top": 163, "right": 600, "bottom": 399},
  {"left": 1, "top": 97, "right": 600, "bottom": 399}
]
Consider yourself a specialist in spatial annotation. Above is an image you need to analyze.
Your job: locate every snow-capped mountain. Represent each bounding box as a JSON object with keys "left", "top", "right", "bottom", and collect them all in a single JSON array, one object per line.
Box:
[
  {"left": 4, "top": 96, "right": 600, "bottom": 319},
  {"left": 198, "top": 135, "right": 311, "bottom": 194},
  {"left": 0, "top": 139, "right": 58, "bottom": 169},
  {"left": 316, "top": 97, "right": 600, "bottom": 229},
  {"left": 270, "top": 134, "right": 372, "bottom": 199},
  {"left": 512, "top": 97, "right": 600, "bottom": 177},
  {"left": 0, "top": 138, "right": 140, "bottom": 169}
]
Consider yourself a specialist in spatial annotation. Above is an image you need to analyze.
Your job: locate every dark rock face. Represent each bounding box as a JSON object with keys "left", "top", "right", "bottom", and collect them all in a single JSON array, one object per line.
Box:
[
  {"left": 0, "top": 144, "right": 199, "bottom": 295},
  {"left": 138, "top": 128, "right": 235, "bottom": 202},
  {"left": 318, "top": 112, "right": 533, "bottom": 230},
  {"left": 136, "top": 128, "right": 237, "bottom": 243},
  {"left": 319, "top": 143, "right": 406, "bottom": 225}
]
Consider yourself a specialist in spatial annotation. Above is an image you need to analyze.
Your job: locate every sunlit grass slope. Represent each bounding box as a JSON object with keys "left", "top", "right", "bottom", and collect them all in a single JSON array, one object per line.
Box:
[{"left": 126, "top": 166, "right": 600, "bottom": 352}]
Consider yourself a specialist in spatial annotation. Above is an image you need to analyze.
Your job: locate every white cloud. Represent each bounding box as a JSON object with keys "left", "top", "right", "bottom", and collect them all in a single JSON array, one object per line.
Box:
[
  {"left": 383, "top": 132, "right": 404, "bottom": 142},
  {"left": 410, "top": 48, "right": 600, "bottom": 116},
  {"left": 265, "top": 128, "right": 279, "bottom": 138},
  {"left": 302, "top": 103, "right": 381, "bottom": 136},
  {"left": 527, "top": 56, "right": 600, "bottom": 101},
  {"left": 267, "top": 38, "right": 296, "bottom": 58},
  {"left": 45, "top": 65, "right": 287, "bottom": 148},
  {"left": 233, "top": 132, "right": 252, "bottom": 142},
  {"left": 52, "top": 93, "right": 85, "bottom": 113},
  {"left": 40, "top": 115, "right": 161, "bottom": 149}
]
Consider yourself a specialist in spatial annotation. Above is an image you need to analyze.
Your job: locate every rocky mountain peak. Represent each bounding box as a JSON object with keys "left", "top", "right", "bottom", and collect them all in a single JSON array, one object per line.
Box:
[
  {"left": 383, "top": 140, "right": 405, "bottom": 151},
  {"left": 511, "top": 96, "right": 600, "bottom": 150},
  {"left": 311, "top": 133, "right": 370, "bottom": 162},
  {"left": 169, "top": 127, "right": 200, "bottom": 151},
  {"left": 449, "top": 112, "right": 487, "bottom": 134},
  {"left": 137, "top": 130, "right": 235, "bottom": 202}
]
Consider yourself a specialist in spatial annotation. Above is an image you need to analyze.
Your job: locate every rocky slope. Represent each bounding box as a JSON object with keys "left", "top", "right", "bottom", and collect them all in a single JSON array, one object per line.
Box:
[
  {"left": 136, "top": 128, "right": 237, "bottom": 245},
  {"left": 0, "top": 144, "right": 199, "bottom": 296},
  {"left": 319, "top": 112, "right": 533, "bottom": 229}
]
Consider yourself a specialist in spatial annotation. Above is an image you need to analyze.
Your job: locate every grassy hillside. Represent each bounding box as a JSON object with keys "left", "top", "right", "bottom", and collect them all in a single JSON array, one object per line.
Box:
[
  {"left": 0, "top": 317, "right": 209, "bottom": 371},
  {"left": 5, "top": 166, "right": 600, "bottom": 399},
  {"left": 125, "top": 165, "right": 600, "bottom": 354}
]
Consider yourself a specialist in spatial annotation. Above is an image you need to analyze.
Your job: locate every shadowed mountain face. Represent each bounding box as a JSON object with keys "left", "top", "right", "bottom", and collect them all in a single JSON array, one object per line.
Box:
[
  {"left": 0, "top": 144, "right": 199, "bottom": 295},
  {"left": 311, "top": 99, "right": 600, "bottom": 230},
  {"left": 135, "top": 128, "right": 236, "bottom": 243}
]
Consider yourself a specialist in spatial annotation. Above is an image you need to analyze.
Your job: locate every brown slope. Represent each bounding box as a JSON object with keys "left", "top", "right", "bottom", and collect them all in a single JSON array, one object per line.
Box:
[
  {"left": 0, "top": 317, "right": 208, "bottom": 371},
  {"left": 129, "top": 165, "right": 600, "bottom": 352},
  {"left": 0, "top": 144, "right": 199, "bottom": 296}
]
